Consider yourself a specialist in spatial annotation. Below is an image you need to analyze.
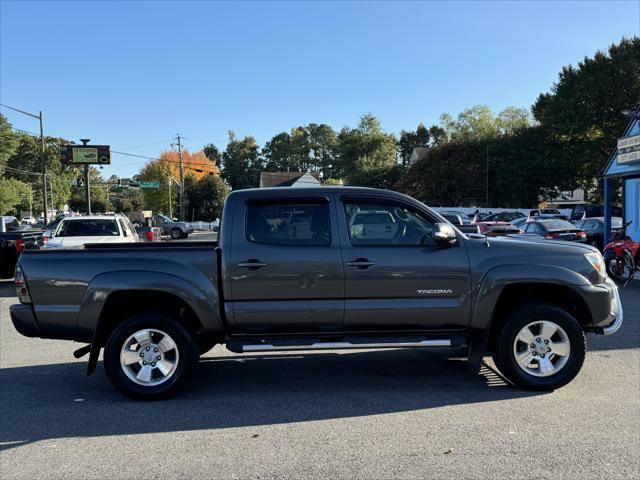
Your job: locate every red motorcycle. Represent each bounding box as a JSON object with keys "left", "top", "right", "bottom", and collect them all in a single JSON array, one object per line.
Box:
[{"left": 603, "top": 220, "right": 640, "bottom": 284}]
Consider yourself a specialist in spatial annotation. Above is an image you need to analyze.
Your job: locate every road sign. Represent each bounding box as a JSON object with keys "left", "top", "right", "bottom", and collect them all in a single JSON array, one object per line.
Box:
[
  {"left": 138, "top": 181, "right": 161, "bottom": 189},
  {"left": 61, "top": 145, "right": 111, "bottom": 165},
  {"left": 617, "top": 134, "right": 640, "bottom": 165}
]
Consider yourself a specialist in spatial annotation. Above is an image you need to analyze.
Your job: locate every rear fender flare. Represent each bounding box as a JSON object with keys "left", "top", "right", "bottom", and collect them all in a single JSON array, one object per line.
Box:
[{"left": 81, "top": 270, "right": 221, "bottom": 375}]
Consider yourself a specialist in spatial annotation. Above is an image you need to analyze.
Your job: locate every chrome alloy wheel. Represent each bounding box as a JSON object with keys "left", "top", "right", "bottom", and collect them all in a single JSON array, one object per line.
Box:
[
  {"left": 120, "top": 329, "right": 179, "bottom": 386},
  {"left": 512, "top": 321, "right": 570, "bottom": 377}
]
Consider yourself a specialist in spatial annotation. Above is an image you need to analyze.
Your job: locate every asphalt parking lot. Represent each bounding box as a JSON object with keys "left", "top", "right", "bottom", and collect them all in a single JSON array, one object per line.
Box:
[{"left": 0, "top": 280, "right": 638, "bottom": 479}]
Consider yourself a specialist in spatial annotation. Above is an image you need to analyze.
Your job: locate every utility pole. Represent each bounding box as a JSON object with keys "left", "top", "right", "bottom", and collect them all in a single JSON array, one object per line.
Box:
[
  {"left": 38, "top": 112, "right": 49, "bottom": 224},
  {"left": 0, "top": 104, "right": 49, "bottom": 223},
  {"left": 175, "top": 134, "right": 185, "bottom": 221},
  {"left": 485, "top": 144, "right": 489, "bottom": 211},
  {"left": 80, "top": 138, "right": 92, "bottom": 214}
]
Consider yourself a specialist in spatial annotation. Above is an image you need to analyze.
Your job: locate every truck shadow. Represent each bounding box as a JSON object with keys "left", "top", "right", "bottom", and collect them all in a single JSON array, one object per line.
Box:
[{"left": 0, "top": 348, "right": 542, "bottom": 451}]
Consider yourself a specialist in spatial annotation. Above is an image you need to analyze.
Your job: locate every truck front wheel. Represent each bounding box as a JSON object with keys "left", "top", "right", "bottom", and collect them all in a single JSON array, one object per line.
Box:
[
  {"left": 492, "top": 303, "right": 586, "bottom": 390},
  {"left": 104, "top": 313, "right": 198, "bottom": 400}
]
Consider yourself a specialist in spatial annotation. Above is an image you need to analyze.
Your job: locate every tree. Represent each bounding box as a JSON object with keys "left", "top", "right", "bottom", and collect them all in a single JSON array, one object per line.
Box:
[
  {"left": 0, "top": 114, "right": 19, "bottom": 168},
  {"left": 0, "top": 177, "right": 31, "bottom": 215},
  {"left": 398, "top": 123, "right": 430, "bottom": 166},
  {"left": 221, "top": 132, "right": 262, "bottom": 190},
  {"left": 159, "top": 149, "right": 220, "bottom": 179},
  {"left": 68, "top": 167, "right": 111, "bottom": 213},
  {"left": 137, "top": 159, "right": 176, "bottom": 214},
  {"left": 533, "top": 36, "right": 640, "bottom": 199},
  {"left": 336, "top": 113, "right": 398, "bottom": 187},
  {"left": 263, "top": 132, "right": 293, "bottom": 171},
  {"left": 203, "top": 144, "right": 221, "bottom": 164},
  {"left": 307, "top": 123, "right": 338, "bottom": 178},
  {"left": 186, "top": 174, "right": 230, "bottom": 220}
]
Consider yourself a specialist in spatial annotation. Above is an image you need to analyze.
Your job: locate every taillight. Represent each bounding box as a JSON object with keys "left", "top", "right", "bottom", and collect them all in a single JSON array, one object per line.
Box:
[
  {"left": 577, "top": 231, "right": 586, "bottom": 238},
  {"left": 545, "top": 232, "right": 559, "bottom": 239},
  {"left": 15, "top": 239, "right": 25, "bottom": 253},
  {"left": 14, "top": 265, "right": 32, "bottom": 304}
]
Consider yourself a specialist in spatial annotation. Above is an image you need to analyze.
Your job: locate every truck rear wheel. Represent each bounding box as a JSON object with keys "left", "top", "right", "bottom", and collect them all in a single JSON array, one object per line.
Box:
[
  {"left": 491, "top": 303, "right": 586, "bottom": 390},
  {"left": 104, "top": 313, "right": 198, "bottom": 400}
]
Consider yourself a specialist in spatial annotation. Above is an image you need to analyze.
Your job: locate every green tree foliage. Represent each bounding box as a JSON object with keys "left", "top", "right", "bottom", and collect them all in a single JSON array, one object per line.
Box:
[
  {"left": 436, "top": 105, "right": 533, "bottom": 143},
  {"left": 307, "top": 123, "right": 338, "bottom": 178},
  {"left": 263, "top": 132, "right": 293, "bottom": 171},
  {"left": 0, "top": 177, "right": 31, "bottom": 215},
  {"left": 221, "top": 132, "right": 262, "bottom": 190},
  {"left": 398, "top": 123, "right": 430, "bottom": 166},
  {"left": 186, "top": 174, "right": 230, "bottom": 220},
  {"left": 137, "top": 159, "right": 176, "bottom": 214},
  {"left": 68, "top": 167, "right": 112, "bottom": 213},
  {"left": 0, "top": 114, "right": 19, "bottom": 168},
  {"left": 203, "top": 143, "right": 222, "bottom": 164},
  {"left": 533, "top": 36, "right": 640, "bottom": 198},
  {"left": 336, "top": 113, "right": 398, "bottom": 188}
]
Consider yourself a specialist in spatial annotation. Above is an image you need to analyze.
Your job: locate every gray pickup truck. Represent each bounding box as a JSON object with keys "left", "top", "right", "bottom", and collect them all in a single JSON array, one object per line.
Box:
[{"left": 10, "top": 187, "right": 623, "bottom": 400}]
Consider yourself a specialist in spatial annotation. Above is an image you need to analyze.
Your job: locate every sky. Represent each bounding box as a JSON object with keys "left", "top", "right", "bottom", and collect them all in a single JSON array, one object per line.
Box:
[{"left": 1, "top": 0, "right": 639, "bottom": 178}]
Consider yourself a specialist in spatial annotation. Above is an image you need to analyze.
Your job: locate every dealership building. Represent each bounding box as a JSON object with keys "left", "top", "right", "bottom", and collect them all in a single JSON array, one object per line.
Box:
[{"left": 602, "top": 106, "right": 640, "bottom": 243}]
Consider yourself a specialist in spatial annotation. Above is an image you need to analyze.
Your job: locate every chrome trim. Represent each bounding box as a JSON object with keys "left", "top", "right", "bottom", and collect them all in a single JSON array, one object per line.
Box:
[
  {"left": 603, "top": 282, "right": 624, "bottom": 336},
  {"left": 239, "top": 339, "right": 451, "bottom": 352}
]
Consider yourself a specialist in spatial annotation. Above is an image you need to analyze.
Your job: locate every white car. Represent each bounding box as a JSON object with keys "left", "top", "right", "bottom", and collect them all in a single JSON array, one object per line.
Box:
[
  {"left": 43, "top": 215, "right": 139, "bottom": 249},
  {"left": 21, "top": 216, "right": 36, "bottom": 225}
]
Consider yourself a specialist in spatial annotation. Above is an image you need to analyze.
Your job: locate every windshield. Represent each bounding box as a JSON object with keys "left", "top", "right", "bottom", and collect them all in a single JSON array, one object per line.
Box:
[
  {"left": 55, "top": 219, "right": 120, "bottom": 237},
  {"left": 2, "top": 217, "right": 20, "bottom": 231}
]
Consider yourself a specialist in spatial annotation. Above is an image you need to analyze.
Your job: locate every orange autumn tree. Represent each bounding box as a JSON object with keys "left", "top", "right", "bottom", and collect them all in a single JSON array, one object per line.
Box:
[{"left": 159, "top": 149, "right": 221, "bottom": 180}]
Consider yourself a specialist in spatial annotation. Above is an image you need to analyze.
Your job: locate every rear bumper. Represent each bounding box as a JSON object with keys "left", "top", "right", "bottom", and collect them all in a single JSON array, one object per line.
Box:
[
  {"left": 10, "top": 303, "right": 40, "bottom": 337},
  {"left": 572, "top": 277, "right": 623, "bottom": 335}
]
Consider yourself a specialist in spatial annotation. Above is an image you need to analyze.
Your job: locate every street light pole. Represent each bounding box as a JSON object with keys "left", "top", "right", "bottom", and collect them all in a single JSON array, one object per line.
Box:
[{"left": 0, "top": 104, "right": 49, "bottom": 224}]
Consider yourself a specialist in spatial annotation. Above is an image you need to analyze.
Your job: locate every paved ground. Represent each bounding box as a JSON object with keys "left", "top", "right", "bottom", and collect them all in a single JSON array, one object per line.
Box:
[{"left": 0, "top": 280, "right": 638, "bottom": 479}]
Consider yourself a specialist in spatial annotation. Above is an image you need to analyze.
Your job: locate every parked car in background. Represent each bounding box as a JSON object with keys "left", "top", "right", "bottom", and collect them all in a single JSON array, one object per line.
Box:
[
  {"left": 521, "top": 218, "right": 587, "bottom": 243},
  {"left": 570, "top": 205, "right": 623, "bottom": 223},
  {"left": 475, "top": 221, "right": 523, "bottom": 236},
  {"left": 481, "top": 211, "right": 526, "bottom": 222},
  {"left": 439, "top": 210, "right": 472, "bottom": 224},
  {"left": 529, "top": 208, "right": 569, "bottom": 220},
  {"left": 21, "top": 215, "right": 36, "bottom": 225},
  {"left": 0, "top": 216, "right": 45, "bottom": 278},
  {"left": 510, "top": 214, "right": 558, "bottom": 229},
  {"left": 151, "top": 214, "right": 193, "bottom": 239},
  {"left": 43, "top": 215, "right": 139, "bottom": 249},
  {"left": 575, "top": 217, "right": 623, "bottom": 251}
]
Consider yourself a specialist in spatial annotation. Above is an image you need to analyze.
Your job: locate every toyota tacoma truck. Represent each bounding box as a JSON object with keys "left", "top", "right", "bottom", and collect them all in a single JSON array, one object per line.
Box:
[{"left": 10, "top": 187, "right": 623, "bottom": 400}]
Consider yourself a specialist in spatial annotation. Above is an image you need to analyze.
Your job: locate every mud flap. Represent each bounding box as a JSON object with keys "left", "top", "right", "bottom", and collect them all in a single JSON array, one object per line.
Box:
[{"left": 467, "top": 333, "right": 488, "bottom": 374}]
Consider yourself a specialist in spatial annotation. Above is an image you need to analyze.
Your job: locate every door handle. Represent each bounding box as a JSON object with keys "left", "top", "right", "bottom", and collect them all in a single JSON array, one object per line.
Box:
[
  {"left": 346, "top": 259, "right": 376, "bottom": 269},
  {"left": 237, "top": 260, "right": 267, "bottom": 269}
]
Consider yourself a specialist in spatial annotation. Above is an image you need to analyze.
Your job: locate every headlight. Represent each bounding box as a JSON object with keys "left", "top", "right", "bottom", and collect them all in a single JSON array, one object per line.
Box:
[{"left": 585, "top": 252, "right": 605, "bottom": 276}]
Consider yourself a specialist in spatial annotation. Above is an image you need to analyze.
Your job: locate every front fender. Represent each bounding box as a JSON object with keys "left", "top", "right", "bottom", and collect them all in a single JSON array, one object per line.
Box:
[{"left": 470, "top": 264, "right": 590, "bottom": 331}]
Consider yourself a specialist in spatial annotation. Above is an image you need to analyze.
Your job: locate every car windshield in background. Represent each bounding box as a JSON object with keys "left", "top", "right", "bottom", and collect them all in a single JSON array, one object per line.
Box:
[
  {"left": 2, "top": 218, "right": 21, "bottom": 231},
  {"left": 540, "top": 220, "right": 576, "bottom": 230},
  {"left": 56, "top": 220, "right": 120, "bottom": 237}
]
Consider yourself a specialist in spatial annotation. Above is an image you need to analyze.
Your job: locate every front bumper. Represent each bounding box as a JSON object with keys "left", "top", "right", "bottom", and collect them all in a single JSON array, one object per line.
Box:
[
  {"left": 602, "top": 279, "right": 623, "bottom": 335},
  {"left": 10, "top": 303, "right": 40, "bottom": 337},
  {"left": 573, "top": 277, "right": 623, "bottom": 335}
]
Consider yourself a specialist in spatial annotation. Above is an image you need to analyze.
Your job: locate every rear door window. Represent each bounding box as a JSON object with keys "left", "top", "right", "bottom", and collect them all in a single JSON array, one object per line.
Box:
[{"left": 246, "top": 202, "right": 330, "bottom": 246}]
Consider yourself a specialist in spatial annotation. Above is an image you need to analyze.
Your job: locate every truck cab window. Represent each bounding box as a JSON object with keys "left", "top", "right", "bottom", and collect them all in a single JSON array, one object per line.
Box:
[{"left": 246, "top": 202, "right": 330, "bottom": 246}]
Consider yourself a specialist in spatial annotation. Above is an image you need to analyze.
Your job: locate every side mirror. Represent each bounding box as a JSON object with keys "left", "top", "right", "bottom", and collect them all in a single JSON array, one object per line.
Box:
[{"left": 432, "top": 223, "right": 457, "bottom": 246}]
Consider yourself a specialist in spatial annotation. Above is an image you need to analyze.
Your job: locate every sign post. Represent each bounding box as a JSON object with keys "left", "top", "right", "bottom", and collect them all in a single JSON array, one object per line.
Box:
[{"left": 61, "top": 141, "right": 111, "bottom": 214}]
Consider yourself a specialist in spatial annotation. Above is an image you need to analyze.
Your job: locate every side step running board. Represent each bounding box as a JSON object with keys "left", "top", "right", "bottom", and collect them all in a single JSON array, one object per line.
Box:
[{"left": 227, "top": 338, "right": 452, "bottom": 353}]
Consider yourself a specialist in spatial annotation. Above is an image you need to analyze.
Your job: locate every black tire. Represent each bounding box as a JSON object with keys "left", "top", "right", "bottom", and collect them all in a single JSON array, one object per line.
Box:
[
  {"left": 170, "top": 228, "right": 182, "bottom": 240},
  {"left": 104, "top": 313, "right": 198, "bottom": 400},
  {"left": 606, "top": 250, "right": 635, "bottom": 283},
  {"left": 491, "top": 303, "right": 586, "bottom": 391}
]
